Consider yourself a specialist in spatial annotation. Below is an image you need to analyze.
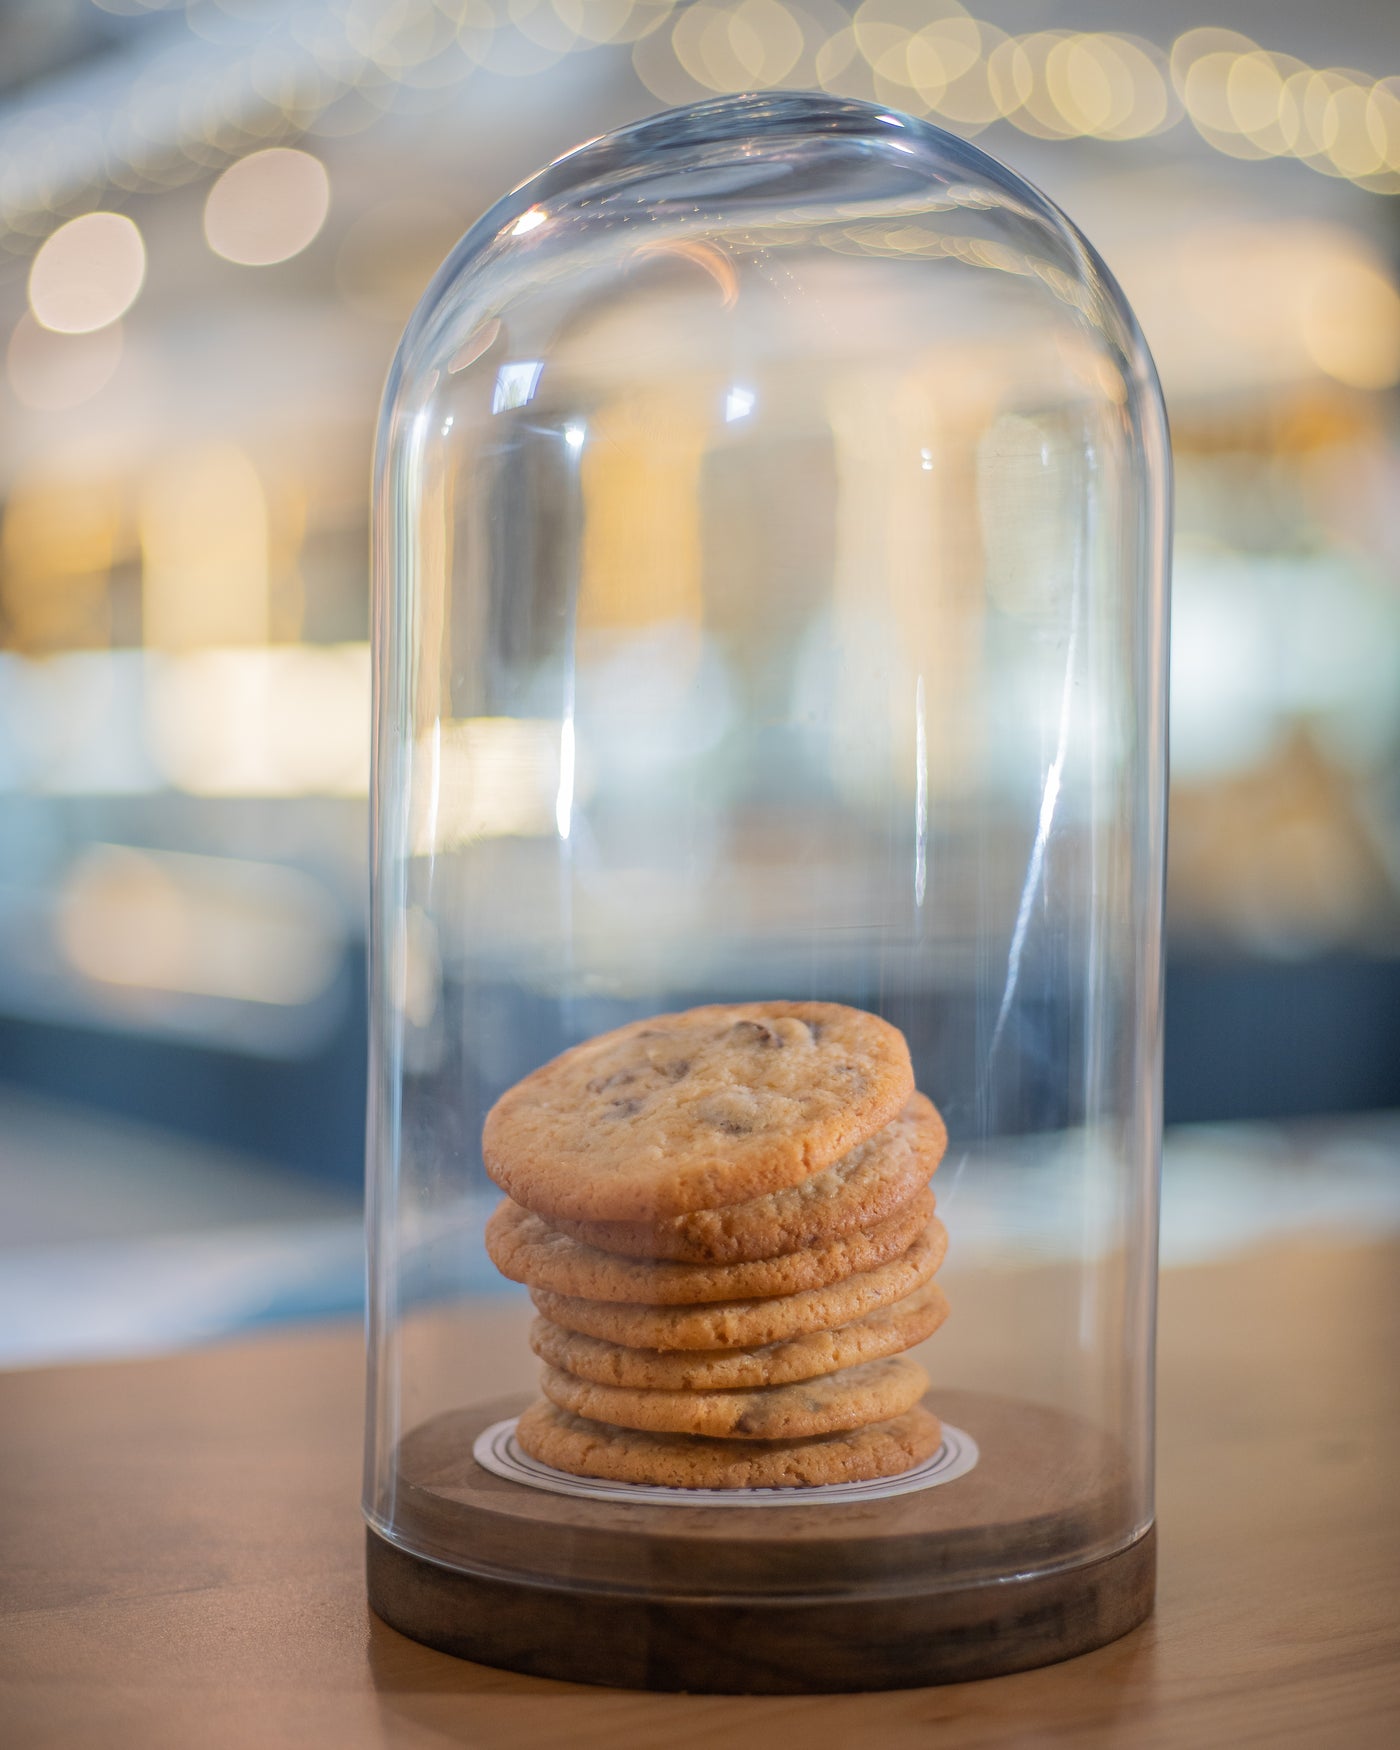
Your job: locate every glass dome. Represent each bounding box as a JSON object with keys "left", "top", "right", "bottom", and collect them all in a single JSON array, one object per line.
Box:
[{"left": 364, "top": 91, "right": 1170, "bottom": 1692}]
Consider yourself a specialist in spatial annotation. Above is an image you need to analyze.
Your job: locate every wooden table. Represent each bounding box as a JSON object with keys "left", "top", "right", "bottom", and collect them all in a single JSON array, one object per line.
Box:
[{"left": 2, "top": 1236, "right": 1397, "bottom": 1748}]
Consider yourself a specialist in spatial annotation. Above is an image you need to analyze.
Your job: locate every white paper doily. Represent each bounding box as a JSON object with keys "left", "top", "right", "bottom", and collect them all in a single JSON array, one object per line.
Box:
[{"left": 472, "top": 1415, "right": 978, "bottom": 1507}]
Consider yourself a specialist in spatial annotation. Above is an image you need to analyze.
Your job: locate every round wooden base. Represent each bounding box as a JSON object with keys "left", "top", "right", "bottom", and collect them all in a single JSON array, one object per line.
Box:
[{"left": 367, "top": 1388, "right": 1155, "bottom": 1692}]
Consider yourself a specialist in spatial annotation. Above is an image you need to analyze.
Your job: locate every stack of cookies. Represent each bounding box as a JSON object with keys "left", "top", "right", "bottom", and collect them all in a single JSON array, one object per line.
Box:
[{"left": 482, "top": 1001, "right": 949, "bottom": 1490}]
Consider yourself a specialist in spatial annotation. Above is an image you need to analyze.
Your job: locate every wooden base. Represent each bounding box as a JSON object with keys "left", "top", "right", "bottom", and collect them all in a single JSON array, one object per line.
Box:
[{"left": 366, "top": 1388, "right": 1155, "bottom": 1692}]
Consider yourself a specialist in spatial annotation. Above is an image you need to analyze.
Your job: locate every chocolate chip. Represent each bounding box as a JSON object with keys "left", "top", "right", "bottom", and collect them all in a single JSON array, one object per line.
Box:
[
  {"left": 587, "top": 1069, "right": 636, "bottom": 1095},
  {"left": 728, "top": 1020, "right": 779, "bottom": 1046},
  {"left": 697, "top": 1090, "right": 764, "bottom": 1135},
  {"left": 609, "top": 1096, "right": 645, "bottom": 1118}
]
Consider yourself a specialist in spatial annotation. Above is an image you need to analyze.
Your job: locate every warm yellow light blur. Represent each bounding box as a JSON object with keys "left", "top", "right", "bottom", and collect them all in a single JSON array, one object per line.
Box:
[
  {"left": 578, "top": 389, "right": 706, "bottom": 636},
  {"left": 854, "top": 0, "right": 954, "bottom": 64},
  {"left": 1, "top": 472, "right": 119, "bottom": 653},
  {"left": 1299, "top": 257, "right": 1400, "bottom": 388},
  {"left": 1368, "top": 79, "right": 1400, "bottom": 172},
  {"left": 1226, "top": 51, "right": 1309, "bottom": 155},
  {"left": 915, "top": 20, "right": 1005, "bottom": 130},
  {"left": 203, "top": 147, "right": 330, "bottom": 266},
  {"left": 1002, "top": 32, "right": 1079, "bottom": 138},
  {"left": 1048, "top": 37, "right": 1110, "bottom": 134},
  {"left": 344, "top": 0, "right": 448, "bottom": 69},
  {"left": 5, "top": 313, "right": 123, "bottom": 413},
  {"left": 813, "top": 25, "right": 862, "bottom": 98},
  {"left": 1323, "top": 78, "right": 1388, "bottom": 178},
  {"left": 146, "top": 645, "right": 371, "bottom": 797},
  {"left": 1043, "top": 35, "right": 1168, "bottom": 140},
  {"left": 5, "top": 3, "right": 1400, "bottom": 238},
  {"left": 465, "top": 0, "right": 570, "bottom": 76},
  {"left": 852, "top": 0, "right": 925, "bottom": 91},
  {"left": 1119, "top": 220, "right": 1400, "bottom": 396},
  {"left": 511, "top": 0, "right": 582, "bottom": 57},
  {"left": 986, "top": 33, "right": 1033, "bottom": 119},
  {"left": 552, "top": 0, "right": 675, "bottom": 46},
  {"left": 1181, "top": 51, "right": 1265, "bottom": 153},
  {"left": 725, "top": 0, "right": 803, "bottom": 86},
  {"left": 910, "top": 14, "right": 981, "bottom": 91},
  {"left": 1226, "top": 53, "right": 1285, "bottom": 140},
  {"left": 672, "top": 0, "right": 803, "bottom": 92},
  {"left": 3, "top": 475, "right": 117, "bottom": 581},
  {"left": 1170, "top": 27, "right": 1259, "bottom": 97},
  {"left": 412, "top": 717, "right": 565, "bottom": 851},
  {"left": 1289, "top": 69, "right": 1359, "bottom": 170},
  {"left": 58, "top": 843, "right": 342, "bottom": 1007},
  {"left": 1279, "top": 68, "right": 1322, "bottom": 157},
  {"left": 632, "top": 8, "right": 710, "bottom": 103},
  {"left": 141, "top": 446, "right": 269, "bottom": 650},
  {"left": 28, "top": 213, "right": 145, "bottom": 335},
  {"left": 551, "top": 0, "right": 632, "bottom": 45}
]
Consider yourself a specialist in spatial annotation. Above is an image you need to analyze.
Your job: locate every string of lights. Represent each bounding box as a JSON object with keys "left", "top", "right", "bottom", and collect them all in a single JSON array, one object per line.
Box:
[{"left": 1, "top": 0, "right": 1397, "bottom": 259}]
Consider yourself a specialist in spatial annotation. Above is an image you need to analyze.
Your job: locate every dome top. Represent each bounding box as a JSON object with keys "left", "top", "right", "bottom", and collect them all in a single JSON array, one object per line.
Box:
[{"left": 388, "top": 92, "right": 1158, "bottom": 415}]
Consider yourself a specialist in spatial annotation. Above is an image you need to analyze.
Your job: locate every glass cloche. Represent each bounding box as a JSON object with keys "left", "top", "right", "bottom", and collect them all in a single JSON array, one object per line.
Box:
[{"left": 364, "top": 91, "right": 1170, "bottom": 1692}]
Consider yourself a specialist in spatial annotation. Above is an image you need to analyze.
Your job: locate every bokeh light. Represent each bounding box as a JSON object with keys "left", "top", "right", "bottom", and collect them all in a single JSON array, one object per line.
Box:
[
  {"left": 1, "top": 6, "right": 1397, "bottom": 233},
  {"left": 1043, "top": 34, "right": 1170, "bottom": 140},
  {"left": 203, "top": 146, "right": 330, "bottom": 266},
  {"left": 6, "top": 312, "right": 124, "bottom": 412},
  {"left": 27, "top": 212, "right": 146, "bottom": 334},
  {"left": 553, "top": 0, "right": 676, "bottom": 46},
  {"left": 1299, "top": 257, "right": 1400, "bottom": 389},
  {"left": 672, "top": 0, "right": 805, "bottom": 92},
  {"left": 57, "top": 843, "right": 343, "bottom": 1007},
  {"left": 141, "top": 446, "right": 270, "bottom": 650}
]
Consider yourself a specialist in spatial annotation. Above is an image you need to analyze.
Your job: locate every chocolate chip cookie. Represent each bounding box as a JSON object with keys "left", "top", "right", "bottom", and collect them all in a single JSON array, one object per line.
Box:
[
  {"left": 539, "top": 1355, "right": 929, "bottom": 1439},
  {"left": 482, "top": 1002, "right": 915, "bottom": 1222},
  {"left": 529, "top": 1278, "right": 949, "bottom": 1390},
  {"left": 486, "top": 1188, "right": 934, "bottom": 1305},
  {"left": 515, "top": 1400, "right": 944, "bottom": 1489},
  {"left": 549, "top": 1092, "right": 946, "bottom": 1263},
  {"left": 530, "top": 1216, "right": 947, "bottom": 1349}
]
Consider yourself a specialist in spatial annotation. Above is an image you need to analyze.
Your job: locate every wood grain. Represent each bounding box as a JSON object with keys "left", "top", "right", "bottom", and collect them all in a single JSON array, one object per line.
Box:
[{"left": 1, "top": 1236, "right": 1398, "bottom": 1746}]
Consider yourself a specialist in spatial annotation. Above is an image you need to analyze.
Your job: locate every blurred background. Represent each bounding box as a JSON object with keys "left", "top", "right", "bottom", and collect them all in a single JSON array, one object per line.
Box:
[{"left": 2, "top": 0, "right": 1399, "bottom": 1365}]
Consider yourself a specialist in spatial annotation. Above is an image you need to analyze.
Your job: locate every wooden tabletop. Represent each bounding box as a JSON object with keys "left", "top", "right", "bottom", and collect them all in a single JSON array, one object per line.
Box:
[{"left": 2, "top": 1235, "right": 1398, "bottom": 1749}]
